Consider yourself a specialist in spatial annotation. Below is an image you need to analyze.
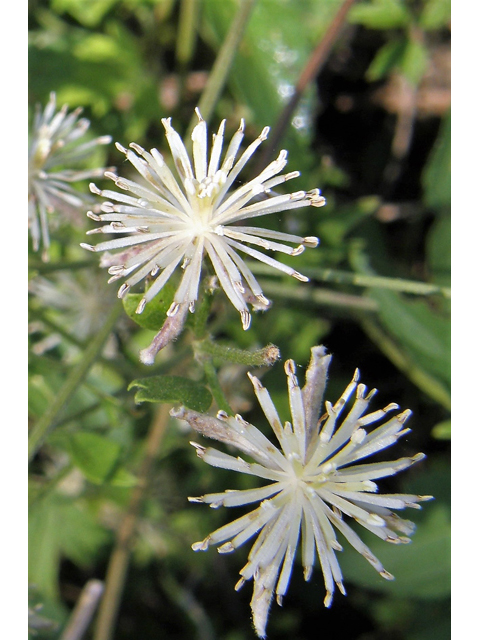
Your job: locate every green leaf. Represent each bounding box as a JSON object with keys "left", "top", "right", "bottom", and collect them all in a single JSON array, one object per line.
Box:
[
  {"left": 108, "top": 467, "right": 138, "bottom": 487},
  {"left": 367, "top": 38, "right": 429, "bottom": 86},
  {"left": 129, "top": 376, "right": 213, "bottom": 412},
  {"left": 67, "top": 432, "right": 122, "bottom": 484},
  {"left": 419, "top": 0, "right": 451, "bottom": 30},
  {"left": 426, "top": 215, "right": 451, "bottom": 288},
  {"left": 29, "top": 494, "right": 110, "bottom": 600},
  {"left": 122, "top": 285, "right": 175, "bottom": 331},
  {"left": 341, "top": 505, "right": 450, "bottom": 599},
  {"left": 431, "top": 419, "right": 451, "bottom": 439},
  {"left": 50, "top": 0, "right": 119, "bottom": 28},
  {"left": 201, "top": 0, "right": 344, "bottom": 170},
  {"left": 422, "top": 111, "right": 451, "bottom": 210},
  {"left": 370, "top": 288, "right": 450, "bottom": 387},
  {"left": 349, "top": 0, "right": 412, "bottom": 29},
  {"left": 399, "top": 38, "right": 429, "bottom": 86},
  {"left": 366, "top": 39, "right": 406, "bottom": 81}
]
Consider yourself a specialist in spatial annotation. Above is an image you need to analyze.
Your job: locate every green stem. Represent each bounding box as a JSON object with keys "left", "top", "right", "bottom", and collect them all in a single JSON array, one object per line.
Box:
[
  {"left": 193, "top": 288, "right": 214, "bottom": 340},
  {"left": 29, "top": 463, "right": 74, "bottom": 506},
  {"left": 348, "top": 245, "right": 451, "bottom": 297},
  {"left": 159, "top": 574, "right": 215, "bottom": 640},
  {"left": 29, "top": 259, "right": 94, "bottom": 274},
  {"left": 260, "top": 281, "right": 378, "bottom": 312},
  {"left": 32, "top": 310, "right": 138, "bottom": 379},
  {"left": 202, "top": 359, "right": 233, "bottom": 414},
  {"left": 187, "top": 0, "right": 258, "bottom": 135},
  {"left": 244, "top": 262, "right": 450, "bottom": 297},
  {"left": 362, "top": 318, "right": 451, "bottom": 411},
  {"left": 309, "top": 268, "right": 451, "bottom": 298},
  {"left": 175, "top": 0, "right": 200, "bottom": 71},
  {"left": 28, "top": 301, "right": 123, "bottom": 462}
]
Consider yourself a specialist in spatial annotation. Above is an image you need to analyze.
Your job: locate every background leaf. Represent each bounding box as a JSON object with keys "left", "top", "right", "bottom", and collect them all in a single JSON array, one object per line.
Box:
[
  {"left": 348, "top": 0, "right": 412, "bottom": 29},
  {"left": 29, "top": 494, "right": 111, "bottom": 600},
  {"left": 66, "top": 431, "right": 137, "bottom": 486},
  {"left": 370, "top": 288, "right": 451, "bottom": 388},
  {"left": 341, "top": 505, "right": 450, "bottom": 599},
  {"left": 422, "top": 112, "right": 451, "bottom": 210}
]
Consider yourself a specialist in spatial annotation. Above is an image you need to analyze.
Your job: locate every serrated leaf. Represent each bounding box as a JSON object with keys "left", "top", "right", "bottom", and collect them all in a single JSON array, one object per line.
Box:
[
  {"left": 341, "top": 505, "right": 450, "bottom": 599},
  {"left": 122, "top": 285, "right": 175, "bottom": 331},
  {"left": 67, "top": 432, "right": 122, "bottom": 484},
  {"left": 129, "top": 376, "right": 212, "bottom": 412},
  {"left": 349, "top": 0, "right": 411, "bottom": 29},
  {"left": 422, "top": 112, "right": 451, "bottom": 210}
]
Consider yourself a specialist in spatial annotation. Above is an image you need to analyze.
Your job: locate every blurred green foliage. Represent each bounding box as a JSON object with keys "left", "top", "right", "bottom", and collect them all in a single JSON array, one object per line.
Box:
[{"left": 29, "top": 1, "right": 450, "bottom": 639}]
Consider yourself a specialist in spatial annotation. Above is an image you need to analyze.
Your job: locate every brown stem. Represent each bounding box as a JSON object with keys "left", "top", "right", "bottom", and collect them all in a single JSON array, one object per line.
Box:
[
  {"left": 255, "top": 0, "right": 357, "bottom": 170},
  {"left": 93, "top": 404, "right": 171, "bottom": 640}
]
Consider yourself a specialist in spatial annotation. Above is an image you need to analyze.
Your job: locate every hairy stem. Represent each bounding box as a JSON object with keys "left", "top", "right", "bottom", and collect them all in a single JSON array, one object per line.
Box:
[
  {"left": 196, "top": 338, "right": 280, "bottom": 367},
  {"left": 202, "top": 359, "right": 234, "bottom": 414}
]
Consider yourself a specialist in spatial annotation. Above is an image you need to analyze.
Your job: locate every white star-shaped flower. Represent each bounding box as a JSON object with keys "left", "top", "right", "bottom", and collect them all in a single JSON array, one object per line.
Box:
[
  {"left": 172, "top": 346, "right": 432, "bottom": 638},
  {"left": 82, "top": 110, "right": 325, "bottom": 363}
]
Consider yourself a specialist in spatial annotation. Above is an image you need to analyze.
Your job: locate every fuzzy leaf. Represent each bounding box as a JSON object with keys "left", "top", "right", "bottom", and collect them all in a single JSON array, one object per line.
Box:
[{"left": 129, "top": 376, "right": 212, "bottom": 412}]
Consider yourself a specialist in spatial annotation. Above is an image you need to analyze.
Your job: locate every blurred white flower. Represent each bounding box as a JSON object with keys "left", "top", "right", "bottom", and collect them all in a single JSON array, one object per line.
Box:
[
  {"left": 29, "top": 270, "right": 118, "bottom": 357},
  {"left": 81, "top": 109, "right": 325, "bottom": 364},
  {"left": 172, "top": 346, "right": 432, "bottom": 638},
  {"left": 29, "top": 92, "right": 112, "bottom": 260}
]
